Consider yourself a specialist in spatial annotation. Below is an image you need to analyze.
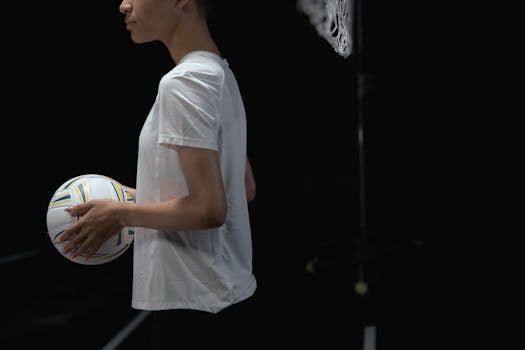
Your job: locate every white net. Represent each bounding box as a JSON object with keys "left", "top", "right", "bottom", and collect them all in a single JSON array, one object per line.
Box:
[{"left": 297, "top": 0, "right": 353, "bottom": 58}]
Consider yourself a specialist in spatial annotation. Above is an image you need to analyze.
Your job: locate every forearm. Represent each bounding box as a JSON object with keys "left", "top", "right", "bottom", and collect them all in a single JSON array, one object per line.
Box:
[
  {"left": 118, "top": 196, "right": 226, "bottom": 232},
  {"left": 245, "top": 158, "right": 256, "bottom": 203}
]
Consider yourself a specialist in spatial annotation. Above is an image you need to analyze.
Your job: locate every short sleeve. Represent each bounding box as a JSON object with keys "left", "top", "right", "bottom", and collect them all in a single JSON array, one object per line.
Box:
[{"left": 157, "top": 69, "right": 223, "bottom": 151}]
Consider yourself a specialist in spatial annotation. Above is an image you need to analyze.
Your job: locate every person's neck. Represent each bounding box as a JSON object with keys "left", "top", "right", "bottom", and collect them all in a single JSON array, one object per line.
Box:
[{"left": 165, "top": 19, "right": 221, "bottom": 65}]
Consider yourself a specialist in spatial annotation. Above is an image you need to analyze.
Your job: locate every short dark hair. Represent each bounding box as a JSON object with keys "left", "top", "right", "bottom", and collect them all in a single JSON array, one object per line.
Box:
[{"left": 195, "top": 0, "right": 214, "bottom": 19}]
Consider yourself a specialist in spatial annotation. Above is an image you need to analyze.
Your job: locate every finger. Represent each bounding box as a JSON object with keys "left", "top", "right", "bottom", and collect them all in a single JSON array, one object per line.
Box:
[
  {"left": 63, "top": 237, "right": 82, "bottom": 256},
  {"left": 72, "top": 236, "right": 100, "bottom": 260},
  {"left": 70, "top": 237, "right": 90, "bottom": 259},
  {"left": 82, "top": 247, "right": 96, "bottom": 260},
  {"left": 56, "top": 221, "right": 81, "bottom": 244},
  {"left": 83, "top": 241, "right": 102, "bottom": 260},
  {"left": 62, "top": 228, "right": 86, "bottom": 255}
]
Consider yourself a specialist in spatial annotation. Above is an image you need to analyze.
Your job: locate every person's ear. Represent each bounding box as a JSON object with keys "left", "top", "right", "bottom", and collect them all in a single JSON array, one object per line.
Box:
[{"left": 172, "top": 0, "right": 191, "bottom": 10}]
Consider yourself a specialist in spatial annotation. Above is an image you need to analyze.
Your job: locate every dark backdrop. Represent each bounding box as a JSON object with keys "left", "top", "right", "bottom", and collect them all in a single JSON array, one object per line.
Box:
[{"left": 2, "top": 1, "right": 500, "bottom": 349}]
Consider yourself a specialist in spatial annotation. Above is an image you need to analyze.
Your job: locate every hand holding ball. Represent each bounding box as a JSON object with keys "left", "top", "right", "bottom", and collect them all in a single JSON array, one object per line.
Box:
[{"left": 46, "top": 174, "right": 135, "bottom": 265}]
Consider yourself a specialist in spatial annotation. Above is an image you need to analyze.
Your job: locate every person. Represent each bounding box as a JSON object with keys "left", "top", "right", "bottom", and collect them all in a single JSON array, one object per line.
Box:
[{"left": 56, "top": 0, "right": 257, "bottom": 348}]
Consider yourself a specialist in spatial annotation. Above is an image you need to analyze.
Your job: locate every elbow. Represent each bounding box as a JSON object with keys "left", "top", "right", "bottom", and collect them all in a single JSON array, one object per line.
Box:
[
  {"left": 202, "top": 202, "right": 227, "bottom": 229},
  {"left": 246, "top": 185, "right": 256, "bottom": 203},
  {"left": 209, "top": 210, "right": 227, "bottom": 228},
  {"left": 246, "top": 178, "right": 256, "bottom": 203}
]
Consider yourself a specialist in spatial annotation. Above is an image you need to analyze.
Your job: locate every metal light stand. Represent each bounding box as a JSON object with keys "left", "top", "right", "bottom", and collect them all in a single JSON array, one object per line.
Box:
[{"left": 353, "top": 0, "right": 370, "bottom": 298}]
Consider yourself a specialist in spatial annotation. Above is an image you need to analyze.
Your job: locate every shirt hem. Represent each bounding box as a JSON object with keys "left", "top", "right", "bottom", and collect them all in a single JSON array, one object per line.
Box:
[
  {"left": 131, "top": 277, "right": 257, "bottom": 314},
  {"left": 159, "top": 134, "right": 218, "bottom": 152}
]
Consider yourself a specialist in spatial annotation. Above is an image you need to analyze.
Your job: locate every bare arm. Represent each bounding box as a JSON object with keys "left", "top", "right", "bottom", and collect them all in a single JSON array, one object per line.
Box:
[
  {"left": 119, "top": 146, "right": 227, "bottom": 231},
  {"left": 122, "top": 156, "right": 253, "bottom": 209},
  {"left": 60, "top": 145, "right": 227, "bottom": 251},
  {"left": 245, "top": 157, "right": 256, "bottom": 203}
]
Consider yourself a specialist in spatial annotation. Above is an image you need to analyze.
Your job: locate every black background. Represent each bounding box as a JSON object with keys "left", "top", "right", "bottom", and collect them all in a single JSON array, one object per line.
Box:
[{"left": 2, "top": 1, "right": 504, "bottom": 349}]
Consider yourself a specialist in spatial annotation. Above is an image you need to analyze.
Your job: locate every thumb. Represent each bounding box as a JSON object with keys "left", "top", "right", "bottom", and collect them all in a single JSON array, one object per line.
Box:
[{"left": 65, "top": 202, "right": 93, "bottom": 216}]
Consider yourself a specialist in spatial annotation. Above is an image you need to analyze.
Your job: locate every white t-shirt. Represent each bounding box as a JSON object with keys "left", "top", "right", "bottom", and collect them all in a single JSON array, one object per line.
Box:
[{"left": 131, "top": 51, "right": 257, "bottom": 314}]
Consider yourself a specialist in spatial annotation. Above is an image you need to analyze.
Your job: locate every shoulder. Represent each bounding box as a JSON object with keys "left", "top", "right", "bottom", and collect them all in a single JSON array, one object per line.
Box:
[{"left": 161, "top": 54, "right": 226, "bottom": 93}]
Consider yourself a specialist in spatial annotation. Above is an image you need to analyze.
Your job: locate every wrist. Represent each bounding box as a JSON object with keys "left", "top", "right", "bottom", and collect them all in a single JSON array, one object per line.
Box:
[{"left": 117, "top": 201, "right": 134, "bottom": 228}]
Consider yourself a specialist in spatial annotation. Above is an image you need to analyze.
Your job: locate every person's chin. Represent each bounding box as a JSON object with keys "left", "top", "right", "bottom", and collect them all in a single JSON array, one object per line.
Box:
[
  {"left": 131, "top": 35, "right": 147, "bottom": 44},
  {"left": 130, "top": 34, "right": 154, "bottom": 44}
]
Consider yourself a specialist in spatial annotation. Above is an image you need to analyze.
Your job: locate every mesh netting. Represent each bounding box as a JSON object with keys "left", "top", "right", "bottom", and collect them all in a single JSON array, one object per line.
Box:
[{"left": 297, "top": 0, "right": 353, "bottom": 58}]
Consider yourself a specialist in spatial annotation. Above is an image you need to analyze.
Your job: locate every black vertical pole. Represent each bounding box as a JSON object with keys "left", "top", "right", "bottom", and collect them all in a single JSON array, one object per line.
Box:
[{"left": 354, "top": 0, "right": 368, "bottom": 296}]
